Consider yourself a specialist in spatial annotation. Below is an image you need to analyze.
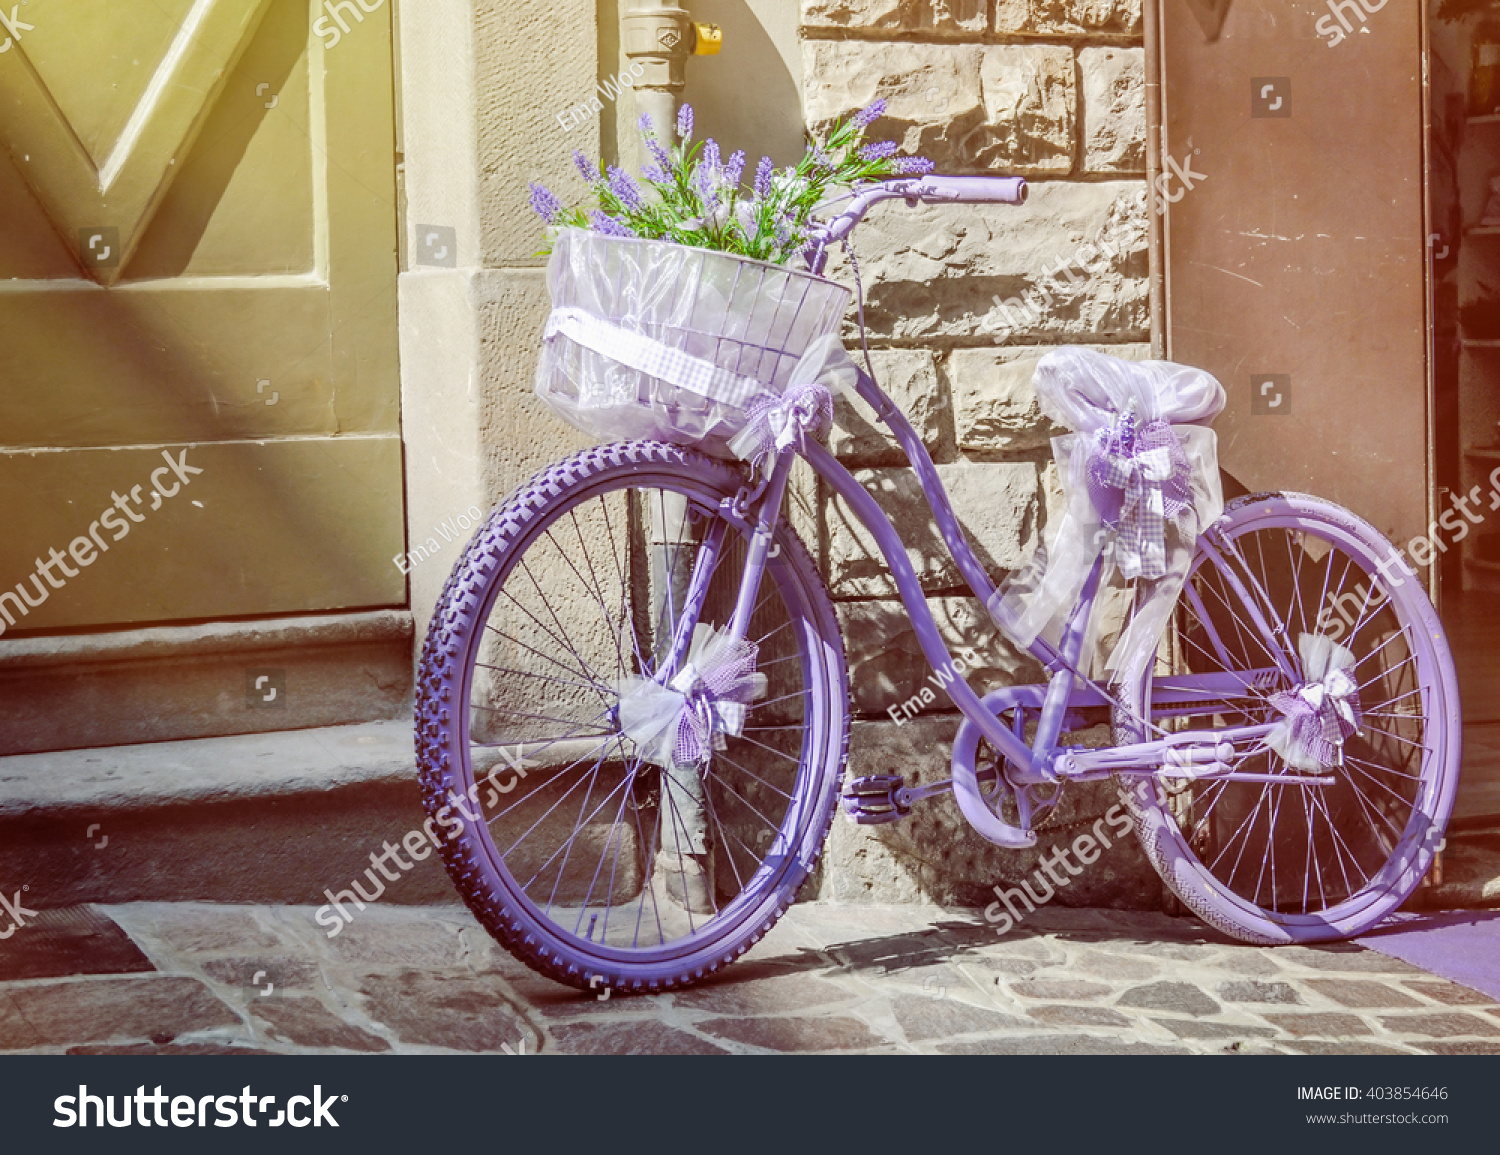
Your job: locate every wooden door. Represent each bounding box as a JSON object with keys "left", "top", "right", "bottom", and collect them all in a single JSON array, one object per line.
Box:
[{"left": 0, "top": 0, "right": 404, "bottom": 632}]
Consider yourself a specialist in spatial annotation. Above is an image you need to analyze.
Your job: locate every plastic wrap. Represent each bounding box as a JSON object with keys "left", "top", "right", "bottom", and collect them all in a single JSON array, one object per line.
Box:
[
  {"left": 989, "top": 347, "right": 1226, "bottom": 688},
  {"left": 535, "top": 229, "right": 852, "bottom": 454}
]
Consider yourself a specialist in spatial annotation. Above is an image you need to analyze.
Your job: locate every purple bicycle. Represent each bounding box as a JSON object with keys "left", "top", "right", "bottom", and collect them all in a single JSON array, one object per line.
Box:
[{"left": 415, "top": 176, "right": 1461, "bottom": 993}]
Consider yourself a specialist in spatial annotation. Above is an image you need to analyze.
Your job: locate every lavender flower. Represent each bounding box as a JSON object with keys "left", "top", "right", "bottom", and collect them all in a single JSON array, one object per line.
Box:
[
  {"left": 528, "top": 181, "right": 563, "bottom": 222},
  {"left": 753, "top": 155, "right": 774, "bottom": 199},
  {"left": 643, "top": 163, "right": 670, "bottom": 183},
  {"left": 573, "top": 150, "right": 599, "bottom": 184},
  {"left": 853, "top": 98, "right": 888, "bottom": 128},
  {"left": 606, "top": 165, "right": 646, "bottom": 211},
  {"left": 698, "top": 139, "right": 722, "bottom": 203},
  {"left": 724, "top": 150, "right": 746, "bottom": 190},
  {"left": 859, "top": 140, "right": 898, "bottom": 162},
  {"left": 676, "top": 103, "right": 694, "bottom": 141},
  {"left": 639, "top": 113, "right": 655, "bottom": 136},
  {"left": 645, "top": 134, "right": 674, "bottom": 180},
  {"left": 588, "top": 209, "right": 635, "bottom": 237},
  {"left": 892, "top": 155, "right": 935, "bottom": 175}
]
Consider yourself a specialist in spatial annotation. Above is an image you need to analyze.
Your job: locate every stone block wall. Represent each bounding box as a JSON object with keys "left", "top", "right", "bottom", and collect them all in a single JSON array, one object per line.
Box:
[{"left": 799, "top": 0, "right": 1160, "bottom": 910}]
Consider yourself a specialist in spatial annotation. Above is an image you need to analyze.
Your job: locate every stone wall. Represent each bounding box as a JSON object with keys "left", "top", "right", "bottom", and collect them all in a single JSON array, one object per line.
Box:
[{"left": 799, "top": 0, "right": 1160, "bottom": 910}]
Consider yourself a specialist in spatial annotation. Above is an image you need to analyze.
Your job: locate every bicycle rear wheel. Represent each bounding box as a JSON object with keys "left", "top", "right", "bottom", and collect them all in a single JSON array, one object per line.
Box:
[
  {"left": 416, "top": 441, "right": 848, "bottom": 992},
  {"left": 1114, "top": 491, "right": 1461, "bottom": 943}
]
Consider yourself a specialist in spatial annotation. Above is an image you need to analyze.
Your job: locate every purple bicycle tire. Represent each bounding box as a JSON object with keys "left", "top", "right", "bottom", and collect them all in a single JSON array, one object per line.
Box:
[
  {"left": 415, "top": 440, "right": 849, "bottom": 992},
  {"left": 1113, "top": 491, "right": 1462, "bottom": 944}
]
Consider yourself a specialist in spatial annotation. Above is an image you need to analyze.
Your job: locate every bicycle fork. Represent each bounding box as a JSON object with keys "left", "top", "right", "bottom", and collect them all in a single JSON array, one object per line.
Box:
[{"left": 644, "top": 445, "right": 795, "bottom": 898}]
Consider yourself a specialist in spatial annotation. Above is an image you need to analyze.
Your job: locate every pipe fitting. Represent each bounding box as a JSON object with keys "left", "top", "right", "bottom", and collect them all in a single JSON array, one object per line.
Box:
[{"left": 622, "top": 1, "right": 694, "bottom": 92}]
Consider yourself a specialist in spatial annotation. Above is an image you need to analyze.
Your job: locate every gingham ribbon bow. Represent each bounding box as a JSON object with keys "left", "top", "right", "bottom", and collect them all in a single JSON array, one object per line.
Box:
[
  {"left": 727, "top": 382, "right": 834, "bottom": 479},
  {"left": 1085, "top": 414, "right": 1194, "bottom": 581},
  {"left": 1266, "top": 634, "right": 1363, "bottom": 771},
  {"left": 616, "top": 627, "right": 767, "bottom": 771}
]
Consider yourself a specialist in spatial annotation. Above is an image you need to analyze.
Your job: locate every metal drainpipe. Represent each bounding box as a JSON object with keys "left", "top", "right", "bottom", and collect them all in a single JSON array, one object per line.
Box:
[
  {"left": 619, "top": 0, "right": 723, "bottom": 912},
  {"left": 621, "top": 0, "right": 721, "bottom": 159}
]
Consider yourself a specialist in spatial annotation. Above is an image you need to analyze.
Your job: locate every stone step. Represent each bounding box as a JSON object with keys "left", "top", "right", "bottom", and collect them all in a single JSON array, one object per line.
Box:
[
  {"left": 0, "top": 719, "right": 455, "bottom": 907},
  {"left": 7, "top": 717, "right": 1499, "bottom": 920},
  {"left": 0, "top": 610, "right": 414, "bottom": 754}
]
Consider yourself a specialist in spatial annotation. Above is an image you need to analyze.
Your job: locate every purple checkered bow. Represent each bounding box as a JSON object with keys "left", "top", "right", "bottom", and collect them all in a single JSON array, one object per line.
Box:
[
  {"left": 664, "top": 636, "right": 763, "bottom": 767},
  {"left": 1085, "top": 413, "right": 1194, "bottom": 581},
  {"left": 727, "top": 382, "right": 834, "bottom": 477},
  {"left": 1268, "top": 664, "right": 1362, "bottom": 771}
]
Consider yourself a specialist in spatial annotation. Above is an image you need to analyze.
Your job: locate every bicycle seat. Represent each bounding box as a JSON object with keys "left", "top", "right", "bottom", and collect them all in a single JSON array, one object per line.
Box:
[{"left": 1032, "top": 346, "right": 1226, "bottom": 434}]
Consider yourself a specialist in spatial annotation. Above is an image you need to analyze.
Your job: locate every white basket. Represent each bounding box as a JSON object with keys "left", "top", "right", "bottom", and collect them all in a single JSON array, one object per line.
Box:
[{"left": 535, "top": 229, "right": 853, "bottom": 453}]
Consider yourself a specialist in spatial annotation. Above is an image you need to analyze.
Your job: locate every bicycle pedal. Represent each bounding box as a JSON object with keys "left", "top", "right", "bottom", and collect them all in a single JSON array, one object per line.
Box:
[{"left": 841, "top": 774, "right": 912, "bottom": 825}]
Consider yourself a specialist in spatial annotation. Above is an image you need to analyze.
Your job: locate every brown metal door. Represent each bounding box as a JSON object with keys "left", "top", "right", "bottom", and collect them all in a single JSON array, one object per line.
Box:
[{"left": 1157, "top": 0, "right": 1431, "bottom": 553}]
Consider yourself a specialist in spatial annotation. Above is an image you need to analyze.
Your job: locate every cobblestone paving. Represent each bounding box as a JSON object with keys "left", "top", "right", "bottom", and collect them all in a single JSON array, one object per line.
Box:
[{"left": 2, "top": 903, "right": 1499, "bottom": 1056}]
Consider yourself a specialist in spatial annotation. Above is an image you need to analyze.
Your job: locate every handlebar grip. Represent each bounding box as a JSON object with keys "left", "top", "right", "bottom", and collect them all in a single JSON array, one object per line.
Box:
[{"left": 909, "top": 175, "right": 1028, "bottom": 205}]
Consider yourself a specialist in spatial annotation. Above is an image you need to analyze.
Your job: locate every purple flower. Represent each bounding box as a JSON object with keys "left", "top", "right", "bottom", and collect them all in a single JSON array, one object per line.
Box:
[
  {"left": 893, "top": 155, "right": 935, "bottom": 175},
  {"left": 639, "top": 113, "right": 655, "bottom": 136},
  {"left": 588, "top": 210, "right": 635, "bottom": 238},
  {"left": 676, "top": 103, "right": 694, "bottom": 141},
  {"left": 606, "top": 165, "right": 646, "bottom": 211},
  {"left": 811, "top": 147, "right": 834, "bottom": 172},
  {"left": 643, "top": 163, "right": 670, "bottom": 183},
  {"left": 753, "top": 156, "right": 774, "bottom": 199},
  {"left": 853, "top": 98, "right": 888, "bottom": 128},
  {"left": 859, "top": 140, "right": 898, "bottom": 162},
  {"left": 645, "top": 134, "right": 674, "bottom": 179},
  {"left": 573, "top": 150, "right": 599, "bottom": 184},
  {"left": 528, "top": 181, "right": 563, "bottom": 222},
  {"left": 724, "top": 150, "right": 746, "bottom": 190},
  {"left": 698, "top": 139, "right": 722, "bottom": 201}
]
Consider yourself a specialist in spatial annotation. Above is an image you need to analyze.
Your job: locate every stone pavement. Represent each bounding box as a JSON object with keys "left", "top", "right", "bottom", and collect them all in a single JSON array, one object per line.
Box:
[{"left": 2, "top": 902, "right": 1499, "bottom": 1056}]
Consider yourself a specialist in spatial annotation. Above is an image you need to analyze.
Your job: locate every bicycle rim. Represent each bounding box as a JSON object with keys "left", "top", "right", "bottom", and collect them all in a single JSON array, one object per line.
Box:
[
  {"left": 421, "top": 445, "right": 844, "bottom": 983},
  {"left": 1116, "top": 492, "right": 1460, "bottom": 941}
]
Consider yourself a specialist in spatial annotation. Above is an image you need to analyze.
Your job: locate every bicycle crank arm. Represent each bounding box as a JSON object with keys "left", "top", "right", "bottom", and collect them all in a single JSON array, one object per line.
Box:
[{"left": 841, "top": 774, "right": 954, "bottom": 825}]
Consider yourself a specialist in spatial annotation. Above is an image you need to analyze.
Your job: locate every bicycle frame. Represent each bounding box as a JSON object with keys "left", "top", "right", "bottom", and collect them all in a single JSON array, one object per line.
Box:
[
  {"left": 663, "top": 175, "right": 1303, "bottom": 846},
  {"left": 744, "top": 373, "right": 1289, "bottom": 844},
  {"left": 798, "top": 371, "right": 1111, "bottom": 763}
]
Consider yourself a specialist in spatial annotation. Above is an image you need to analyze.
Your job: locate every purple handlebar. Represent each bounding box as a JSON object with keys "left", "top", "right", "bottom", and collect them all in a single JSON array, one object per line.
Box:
[
  {"left": 907, "top": 175, "right": 1029, "bottom": 205},
  {"left": 808, "top": 175, "right": 1027, "bottom": 270}
]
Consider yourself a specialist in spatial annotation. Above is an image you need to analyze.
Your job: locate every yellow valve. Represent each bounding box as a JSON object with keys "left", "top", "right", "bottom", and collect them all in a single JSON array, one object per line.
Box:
[{"left": 692, "top": 22, "right": 723, "bottom": 55}]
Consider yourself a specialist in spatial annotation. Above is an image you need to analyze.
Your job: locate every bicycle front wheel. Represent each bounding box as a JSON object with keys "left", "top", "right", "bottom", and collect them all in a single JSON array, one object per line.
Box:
[
  {"left": 1114, "top": 491, "right": 1461, "bottom": 944},
  {"left": 415, "top": 441, "right": 848, "bottom": 992}
]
